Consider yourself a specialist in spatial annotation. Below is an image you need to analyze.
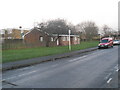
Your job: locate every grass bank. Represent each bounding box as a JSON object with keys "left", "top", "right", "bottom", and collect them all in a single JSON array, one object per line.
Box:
[{"left": 2, "top": 41, "right": 98, "bottom": 63}]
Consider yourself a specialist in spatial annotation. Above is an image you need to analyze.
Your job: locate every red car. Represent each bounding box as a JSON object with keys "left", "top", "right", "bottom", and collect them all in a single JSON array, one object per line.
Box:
[{"left": 98, "top": 38, "right": 113, "bottom": 49}]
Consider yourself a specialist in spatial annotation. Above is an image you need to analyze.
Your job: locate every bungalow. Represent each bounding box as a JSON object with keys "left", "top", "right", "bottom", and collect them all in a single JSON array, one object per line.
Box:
[
  {"left": 24, "top": 27, "right": 80, "bottom": 47},
  {"left": 24, "top": 28, "right": 57, "bottom": 47}
]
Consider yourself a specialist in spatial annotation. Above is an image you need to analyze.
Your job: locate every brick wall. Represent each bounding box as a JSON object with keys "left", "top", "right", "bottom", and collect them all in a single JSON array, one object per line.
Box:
[
  {"left": 59, "top": 36, "right": 80, "bottom": 46},
  {"left": 24, "top": 29, "right": 57, "bottom": 47},
  {"left": 12, "top": 29, "right": 21, "bottom": 39}
]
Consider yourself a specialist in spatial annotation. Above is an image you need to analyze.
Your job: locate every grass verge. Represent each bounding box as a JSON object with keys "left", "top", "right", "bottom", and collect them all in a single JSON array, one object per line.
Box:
[{"left": 2, "top": 41, "right": 98, "bottom": 63}]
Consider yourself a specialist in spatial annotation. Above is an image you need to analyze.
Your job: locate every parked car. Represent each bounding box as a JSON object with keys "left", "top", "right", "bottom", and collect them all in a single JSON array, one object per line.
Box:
[
  {"left": 113, "top": 40, "right": 120, "bottom": 45},
  {"left": 98, "top": 38, "right": 113, "bottom": 49}
]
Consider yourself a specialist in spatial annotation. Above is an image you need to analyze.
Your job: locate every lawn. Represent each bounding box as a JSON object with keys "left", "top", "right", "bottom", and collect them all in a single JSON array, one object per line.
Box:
[{"left": 2, "top": 41, "right": 99, "bottom": 63}]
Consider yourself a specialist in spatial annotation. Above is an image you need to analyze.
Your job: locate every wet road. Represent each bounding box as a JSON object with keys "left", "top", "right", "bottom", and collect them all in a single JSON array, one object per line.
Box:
[{"left": 2, "top": 46, "right": 118, "bottom": 88}]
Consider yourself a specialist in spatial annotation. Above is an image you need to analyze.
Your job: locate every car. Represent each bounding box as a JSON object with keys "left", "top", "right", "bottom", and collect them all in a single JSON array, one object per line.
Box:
[
  {"left": 98, "top": 38, "right": 113, "bottom": 49},
  {"left": 113, "top": 40, "right": 120, "bottom": 45}
]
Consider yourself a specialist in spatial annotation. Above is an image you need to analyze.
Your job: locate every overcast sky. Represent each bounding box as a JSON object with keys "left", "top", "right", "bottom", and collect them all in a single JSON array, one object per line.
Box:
[{"left": 0, "top": 0, "right": 119, "bottom": 30}]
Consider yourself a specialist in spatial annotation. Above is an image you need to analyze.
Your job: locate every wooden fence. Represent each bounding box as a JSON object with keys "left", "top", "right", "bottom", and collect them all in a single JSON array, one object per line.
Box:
[{"left": 2, "top": 39, "right": 41, "bottom": 50}]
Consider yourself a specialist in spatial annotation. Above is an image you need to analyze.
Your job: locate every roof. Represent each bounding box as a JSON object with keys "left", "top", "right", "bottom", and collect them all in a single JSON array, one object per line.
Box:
[
  {"left": 23, "top": 27, "right": 50, "bottom": 38},
  {"left": 23, "top": 27, "right": 79, "bottom": 38},
  {"left": 52, "top": 34, "right": 79, "bottom": 37}
]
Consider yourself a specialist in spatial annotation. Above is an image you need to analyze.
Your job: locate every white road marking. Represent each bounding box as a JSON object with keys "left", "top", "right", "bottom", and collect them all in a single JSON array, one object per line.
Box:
[
  {"left": 116, "top": 68, "right": 119, "bottom": 72},
  {"left": 107, "top": 78, "right": 112, "bottom": 83},
  {"left": 114, "top": 64, "right": 119, "bottom": 72},
  {"left": 69, "top": 55, "right": 87, "bottom": 62},
  {"left": 18, "top": 70, "right": 37, "bottom": 77},
  {"left": 2, "top": 70, "right": 38, "bottom": 81},
  {"left": 105, "top": 73, "right": 112, "bottom": 79}
]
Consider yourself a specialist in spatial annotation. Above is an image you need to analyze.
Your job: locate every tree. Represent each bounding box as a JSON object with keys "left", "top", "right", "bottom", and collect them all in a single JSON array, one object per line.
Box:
[
  {"left": 44, "top": 19, "right": 69, "bottom": 34},
  {"left": 76, "top": 21, "right": 99, "bottom": 40},
  {"left": 102, "top": 25, "right": 113, "bottom": 37},
  {"left": 3, "top": 29, "right": 9, "bottom": 39},
  {"left": 37, "top": 19, "right": 77, "bottom": 42},
  {"left": 37, "top": 19, "right": 77, "bottom": 34}
]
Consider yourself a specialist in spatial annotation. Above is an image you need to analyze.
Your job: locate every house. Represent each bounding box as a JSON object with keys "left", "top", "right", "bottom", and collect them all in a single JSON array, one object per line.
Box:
[
  {"left": 11, "top": 29, "right": 22, "bottom": 39},
  {"left": 24, "top": 28, "right": 57, "bottom": 47},
  {"left": 24, "top": 27, "right": 80, "bottom": 47},
  {"left": 1, "top": 29, "right": 29, "bottom": 39}
]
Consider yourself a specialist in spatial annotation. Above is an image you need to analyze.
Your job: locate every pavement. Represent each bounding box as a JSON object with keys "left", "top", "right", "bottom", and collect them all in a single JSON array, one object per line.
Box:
[
  {"left": 2, "top": 47, "right": 98, "bottom": 71},
  {"left": 2, "top": 46, "right": 118, "bottom": 88}
]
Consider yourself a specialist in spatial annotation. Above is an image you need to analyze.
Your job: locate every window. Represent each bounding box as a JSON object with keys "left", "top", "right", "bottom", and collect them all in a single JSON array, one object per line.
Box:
[
  {"left": 101, "top": 39, "right": 108, "bottom": 43},
  {"left": 8, "top": 30, "right": 12, "bottom": 34},
  {"left": 74, "top": 37, "right": 77, "bottom": 41},
  {"left": 51, "top": 37, "right": 54, "bottom": 42},
  {"left": 8, "top": 37, "right": 12, "bottom": 39},
  {"left": 62, "top": 37, "right": 66, "bottom": 41},
  {"left": 66, "top": 37, "right": 69, "bottom": 41},
  {"left": 39, "top": 36, "right": 43, "bottom": 42},
  {"left": 62, "top": 36, "right": 69, "bottom": 41}
]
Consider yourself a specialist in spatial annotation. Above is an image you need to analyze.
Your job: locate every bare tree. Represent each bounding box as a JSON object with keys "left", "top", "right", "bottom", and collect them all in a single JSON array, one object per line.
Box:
[
  {"left": 102, "top": 25, "right": 113, "bottom": 37},
  {"left": 37, "top": 19, "right": 77, "bottom": 42},
  {"left": 44, "top": 19, "right": 70, "bottom": 34},
  {"left": 38, "top": 19, "right": 77, "bottom": 34},
  {"left": 76, "top": 21, "right": 99, "bottom": 40}
]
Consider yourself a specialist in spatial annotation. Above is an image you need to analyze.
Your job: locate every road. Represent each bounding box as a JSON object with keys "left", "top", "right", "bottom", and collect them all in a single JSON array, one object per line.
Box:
[{"left": 2, "top": 46, "right": 118, "bottom": 88}]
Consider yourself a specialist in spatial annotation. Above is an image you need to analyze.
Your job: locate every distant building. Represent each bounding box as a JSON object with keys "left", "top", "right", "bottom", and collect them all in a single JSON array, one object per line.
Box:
[{"left": 1, "top": 29, "right": 29, "bottom": 40}]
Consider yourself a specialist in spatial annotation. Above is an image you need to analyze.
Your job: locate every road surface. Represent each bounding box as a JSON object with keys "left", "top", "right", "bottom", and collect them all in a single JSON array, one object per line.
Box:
[{"left": 2, "top": 46, "right": 118, "bottom": 88}]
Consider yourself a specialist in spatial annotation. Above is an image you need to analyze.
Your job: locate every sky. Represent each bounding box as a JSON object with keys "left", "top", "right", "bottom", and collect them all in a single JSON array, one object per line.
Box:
[{"left": 0, "top": 0, "right": 119, "bottom": 30}]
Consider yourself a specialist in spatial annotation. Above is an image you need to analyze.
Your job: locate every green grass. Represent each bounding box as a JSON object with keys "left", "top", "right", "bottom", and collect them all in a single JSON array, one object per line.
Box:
[{"left": 2, "top": 41, "right": 98, "bottom": 63}]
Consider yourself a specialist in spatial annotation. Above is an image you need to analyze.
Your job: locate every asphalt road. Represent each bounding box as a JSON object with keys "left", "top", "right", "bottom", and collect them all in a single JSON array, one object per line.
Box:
[{"left": 2, "top": 46, "right": 119, "bottom": 88}]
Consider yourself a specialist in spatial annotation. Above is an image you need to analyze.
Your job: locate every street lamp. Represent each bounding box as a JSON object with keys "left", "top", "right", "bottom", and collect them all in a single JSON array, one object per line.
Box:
[
  {"left": 19, "top": 26, "right": 23, "bottom": 39},
  {"left": 19, "top": 26, "right": 22, "bottom": 29}
]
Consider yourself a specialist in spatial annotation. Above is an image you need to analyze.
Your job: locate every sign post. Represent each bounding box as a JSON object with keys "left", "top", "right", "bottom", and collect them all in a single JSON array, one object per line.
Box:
[{"left": 69, "top": 30, "right": 71, "bottom": 51}]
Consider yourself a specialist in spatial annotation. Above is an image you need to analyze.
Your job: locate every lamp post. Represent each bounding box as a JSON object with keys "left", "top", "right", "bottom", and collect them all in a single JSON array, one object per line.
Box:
[
  {"left": 19, "top": 26, "right": 23, "bottom": 39},
  {"left": 69, "top": 30, "right": 71, "bottom": 51}
]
